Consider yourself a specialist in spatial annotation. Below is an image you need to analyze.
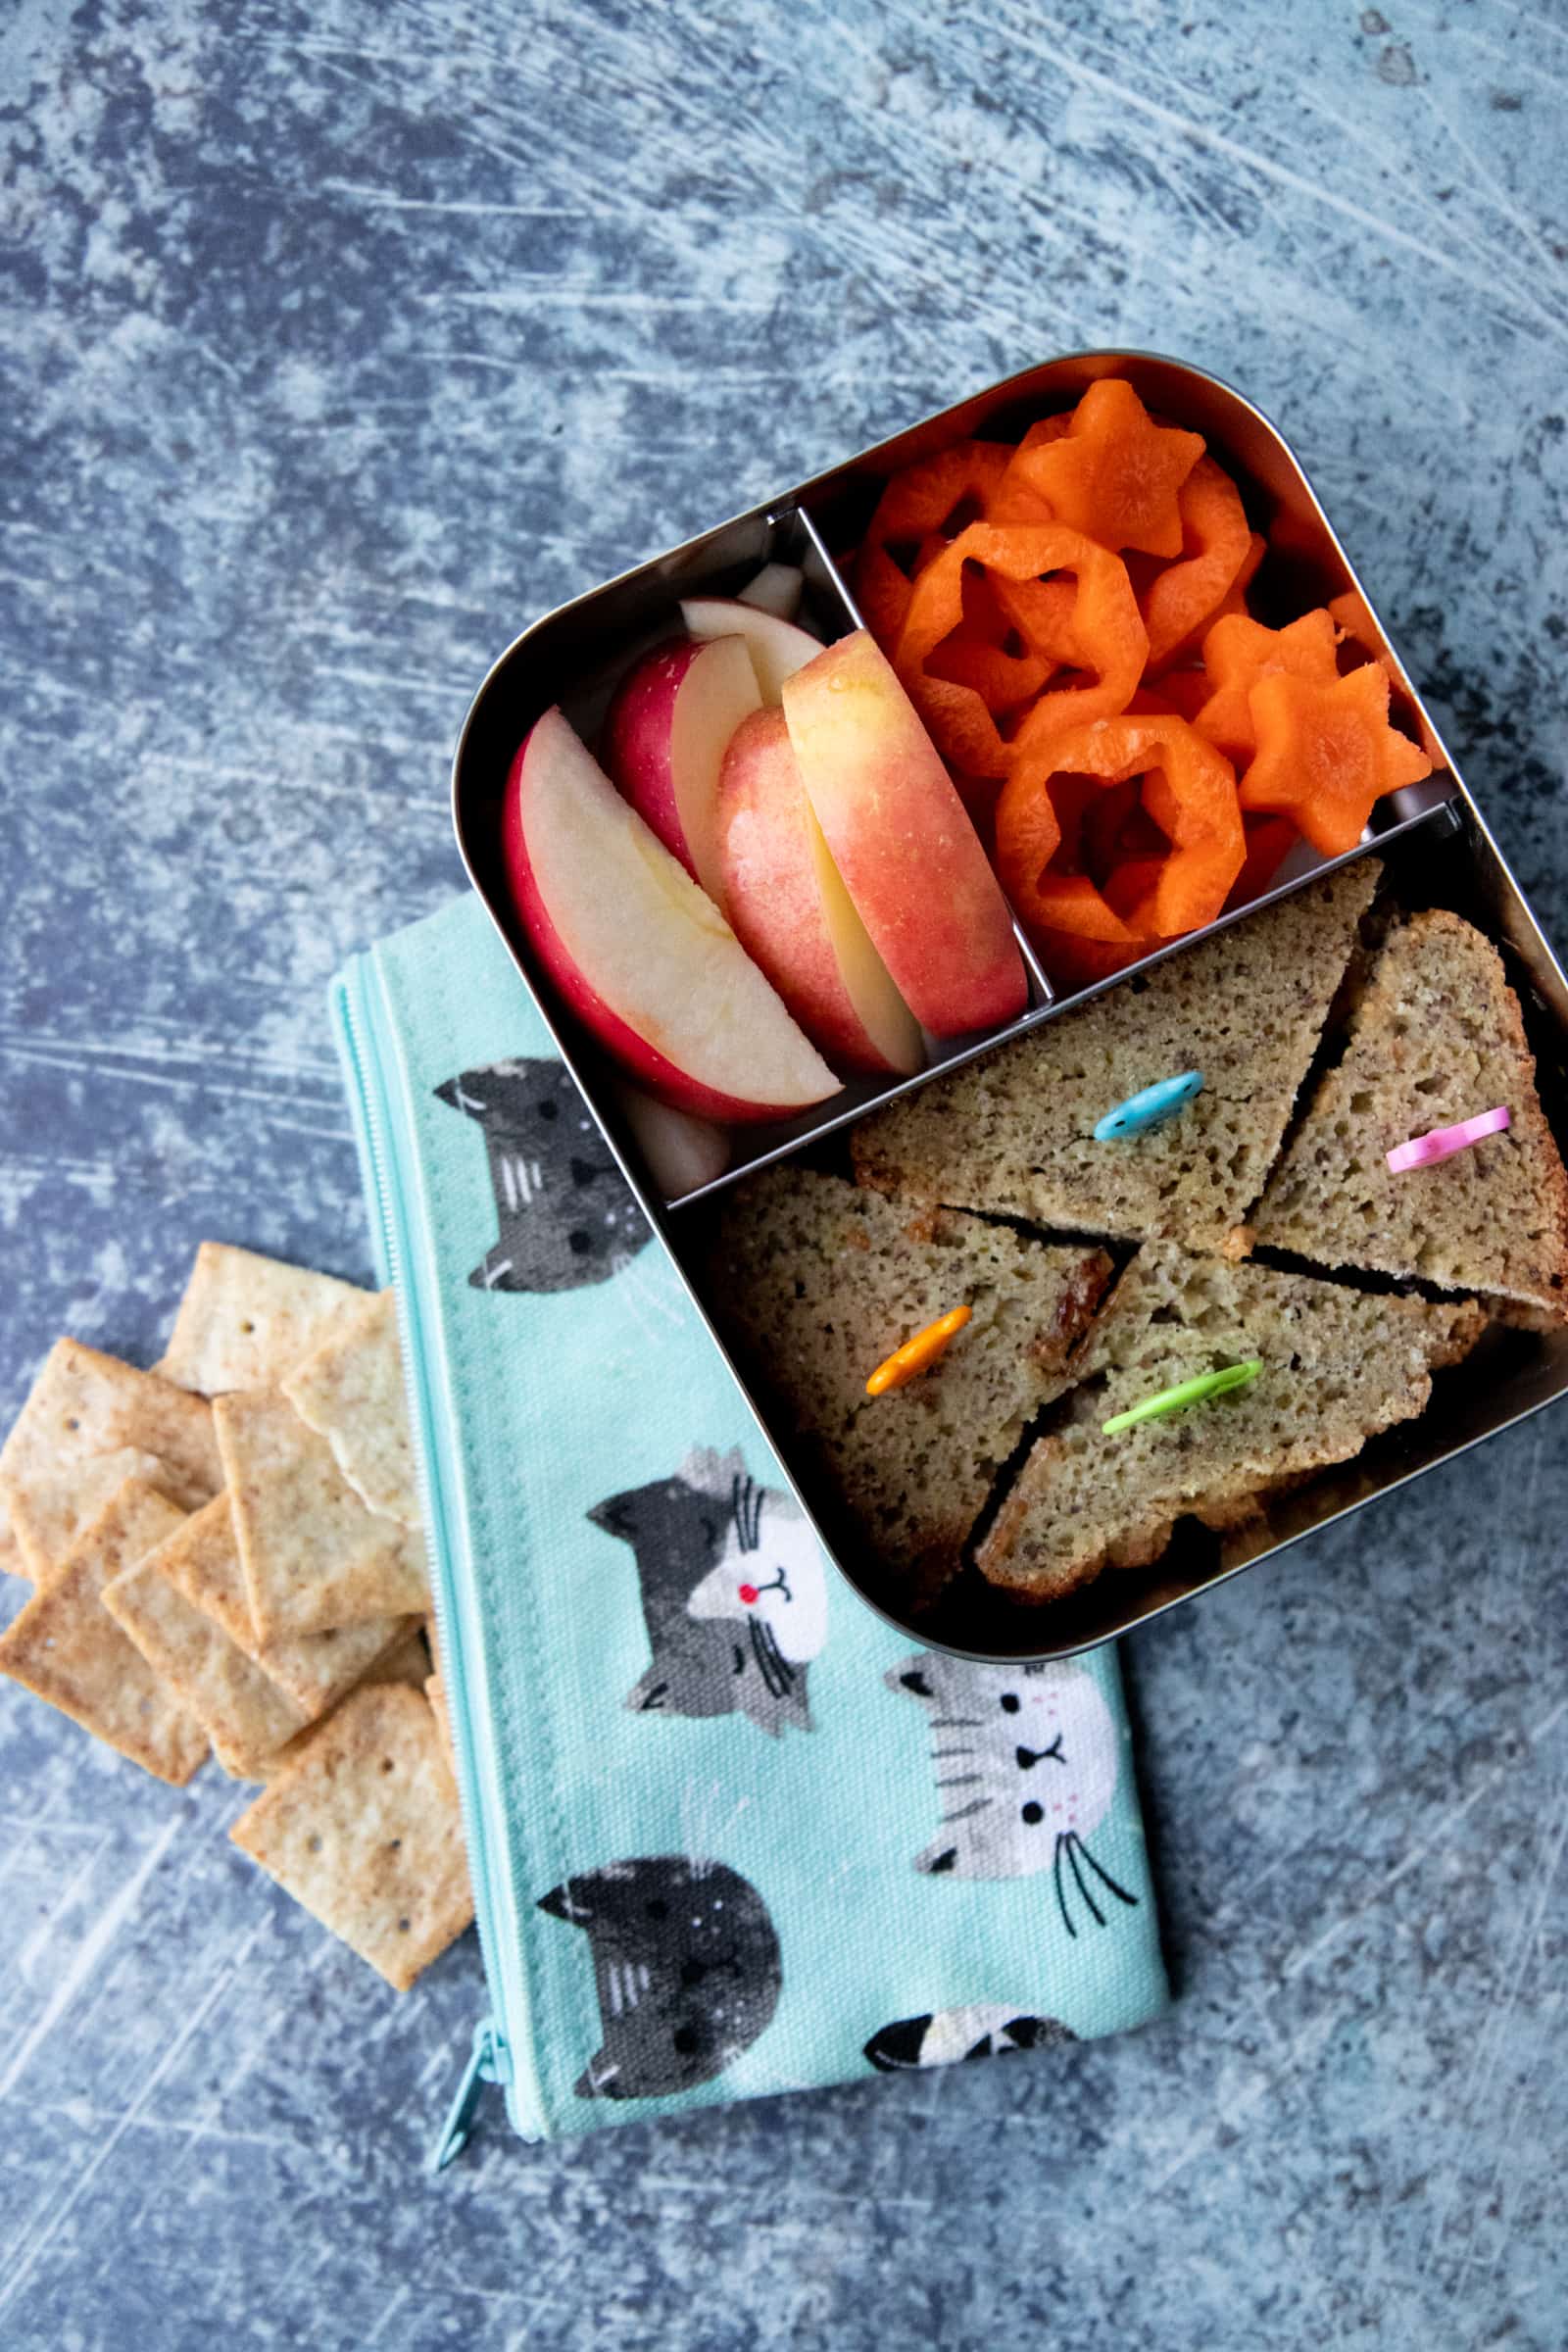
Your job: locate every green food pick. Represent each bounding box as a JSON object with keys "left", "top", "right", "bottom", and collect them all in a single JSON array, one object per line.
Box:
[{"left": 1102, "top": 1358, "right": 1263, "bottom": 1438}]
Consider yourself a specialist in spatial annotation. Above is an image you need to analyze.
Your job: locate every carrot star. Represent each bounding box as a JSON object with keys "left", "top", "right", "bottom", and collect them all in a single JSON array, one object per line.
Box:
[
  {"left": 1194, "top": 609, "right": 1340, "bottom": 763},
  {"left": 1006, "top": 379, "right": 1204, "bottom": 560},
  {"left": 1239, "top": 662, "right": 1434, "bottom": 856}
]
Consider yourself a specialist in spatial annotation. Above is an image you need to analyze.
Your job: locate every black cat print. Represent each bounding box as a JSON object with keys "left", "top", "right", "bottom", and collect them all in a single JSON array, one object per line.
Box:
[
  {"left": 538, "top": 1856, "right": 783, "bottom": 2099},
  {"left": 588, "top": 1446, "right": 827, "bottom": 1738},
  {"left": 863, "top": 2007, "right": 1077, "bottom": 2072},
  {"left": 891, "top": 1653, "right": 1140, "bottom": 1936},
  {"left": 434, "top": 1057, "right": 651, "bottom": 1293}
]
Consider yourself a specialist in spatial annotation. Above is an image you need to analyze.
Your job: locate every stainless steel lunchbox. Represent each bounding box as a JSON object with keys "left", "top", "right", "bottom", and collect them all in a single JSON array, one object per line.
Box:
[{"left": 452, "top": 351, "right": 1568, "bottom": 1661}]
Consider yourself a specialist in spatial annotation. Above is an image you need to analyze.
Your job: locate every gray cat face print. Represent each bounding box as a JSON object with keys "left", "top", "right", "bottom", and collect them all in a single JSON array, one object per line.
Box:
[
  {"left": 434, "top": 1056, "right": 650, "bottom": 1292},
  {"left": 538, "top": 1855, "right": 783, "bottom": 2100},
  {"left": 891, "top": 1651, "right": 1140, "bottom": 1936},
  {"left": 589, "top": 1446, "right": 827, "bottom": 1737}
]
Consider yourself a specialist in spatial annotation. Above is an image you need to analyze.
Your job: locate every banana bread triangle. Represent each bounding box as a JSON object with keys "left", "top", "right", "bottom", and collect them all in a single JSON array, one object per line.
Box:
[
  {"left": 703, "top": 1167, "right": 1111, "bottom": 1598},
  {"left": 976, "top": 1244, "right": 1485, "bottom": 1605},
  {"left": 1251, "top": 909, "right": 1568, "bottom": 1320},
  {"left": 852, "top": 859, "right": 1380, "bottom": 1257}
]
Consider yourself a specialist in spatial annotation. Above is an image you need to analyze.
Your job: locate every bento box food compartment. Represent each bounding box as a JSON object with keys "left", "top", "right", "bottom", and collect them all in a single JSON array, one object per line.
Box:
[{"left": 452, "top": 350, "right": 1568, "bottom": 1661}]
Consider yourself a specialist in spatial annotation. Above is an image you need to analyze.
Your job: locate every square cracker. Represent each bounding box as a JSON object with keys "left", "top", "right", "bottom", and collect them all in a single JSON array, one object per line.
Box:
[
  {"left": 281, "top": 1291, "right": 419, "bottom": 1530},
  {"left": 0, "top": 1446, "right": 170, "bottom": 1588},
  {"left": 155, "top": 1244, "right": 369, "bottom": 1396},
  {"left": 230, "top": 1683, "right": 472, "bottom": 1989},
  {"left": 215, "top": 1389, "right": 427, "bottom": 1642},
  {"left": 0, "top": 1340, "right": 221, "bottom": 1580},
  {"left": 0, "top": 1479, "right": 209, "bottom": 1783},
  {"left": 161, "top": 1493, "right": 416, "bottom": 1724},
  {"left": 103, "top": 1518, "right": 306, "bottom": 1777}
]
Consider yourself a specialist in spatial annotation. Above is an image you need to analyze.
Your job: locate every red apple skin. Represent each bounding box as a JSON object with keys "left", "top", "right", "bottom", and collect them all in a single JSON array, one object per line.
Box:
[
  {"left": 601, "top": 634, "right": 758, "bottom": 906},
  {"left": 502, "top": 718, "right": 835, "bottom": 1125},
  {"left": 602, "top": 637, "right": 699, "bottom": 873},
  {"left": 716, "top": 710, "right": 922, "bottom": 1077},
  {"left": 781, "top": 630, "right": 1028, "bottom": 1036}
]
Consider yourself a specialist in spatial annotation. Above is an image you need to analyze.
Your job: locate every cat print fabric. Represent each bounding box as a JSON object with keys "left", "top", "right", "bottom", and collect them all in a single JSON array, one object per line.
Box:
[
  {"left": 863, "top": 2006, "right": 1077, "bottom": 2072},
  {"left": 434, "top": 1057, "right": 650, "bottom": 1293},
  {"left": 589, "top": 1446, "right": 826, "bottom": 1737},
  {"left": 538, "top": 1856, "right": 783, "bottom": 2099},
  {"left": 892, "top": 1653, "right": 1140, "bottom": 1936}
]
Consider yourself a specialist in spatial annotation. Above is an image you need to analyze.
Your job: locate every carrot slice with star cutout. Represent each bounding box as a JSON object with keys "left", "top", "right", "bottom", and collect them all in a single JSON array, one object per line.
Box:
[
  {"left": 996, "top": 712, "right": 1245, "bottom": 970},
  {"left": 893, "top": 522, "right": 1148, "bottom": 776},
  {"left": 1003, "top": 379, "right": 1204, "bottom": 560},
  {"left": 1137, "top": 456, "right": 1253, "bottom": 672},
  {"left": 1239, "top": 662, "right": 1434, "bottom": 855}
]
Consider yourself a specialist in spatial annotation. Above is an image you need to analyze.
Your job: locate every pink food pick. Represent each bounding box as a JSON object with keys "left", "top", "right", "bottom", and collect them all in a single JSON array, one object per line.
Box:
[{"left": 1386, "top": 1105, "right": 1510, "bottom": 1175}]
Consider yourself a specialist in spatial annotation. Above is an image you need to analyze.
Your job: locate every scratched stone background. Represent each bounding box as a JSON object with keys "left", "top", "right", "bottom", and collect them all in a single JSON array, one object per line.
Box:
[{"left": 2, "top": 0, "right": 1566, "bottom": 2345}]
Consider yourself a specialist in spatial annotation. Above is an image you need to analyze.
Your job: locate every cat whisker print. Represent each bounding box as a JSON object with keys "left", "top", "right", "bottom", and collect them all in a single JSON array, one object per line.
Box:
[
  {"left": 590, "top": 1446, "right": 826, "bottom": 1736},
  {"left": 891, "top": 1653, "right": 1137, "bottom": 1928},
  {"left": 1053, "top": 1829, "right": 1139, "bottom": 1939},
  {"left": 435, "top": 1056, "right": 652, "bottom": 1293}
]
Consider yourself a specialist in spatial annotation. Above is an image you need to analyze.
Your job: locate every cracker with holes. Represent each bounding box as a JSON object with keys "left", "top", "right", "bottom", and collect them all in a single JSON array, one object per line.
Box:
[
  {"left": 102, "top": 1510, "right": 307, "bottom": 1778},
  {"left": 161, "top": 1492, "right": 419, "bottom": 1723},
  {"left": 0, "top": 1479, "right": 209, "bottom": 1783},
  {"left": 155, "top": 1243, "right": 370, "bottom": 1396},
  {"left": 229, "top": 1683, "right": 472, "bottom": 1989},
  {"left": 281, "top": 1290, "right": 419, "bottom": 1529},
  {"left": 0, "top": 1339, "right": 221, "bottom": 1582},
  {"left": 215, "top": 1389, "right": 427, "bottom": 1641}
]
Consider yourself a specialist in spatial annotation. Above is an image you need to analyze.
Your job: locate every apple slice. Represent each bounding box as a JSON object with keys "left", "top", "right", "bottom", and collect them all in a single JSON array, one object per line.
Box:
[
  {"left": 613, "top": 1082, "right": 730, "bottom": 1199},
  {"left": 717, "top": 710, "right": 923, "bottom": 1078},
  {"left": 736, "top": 562, "right": 804, "bottom": 621},
  {"left": 780, "top": 630, "right": 1028, "bottom": 1037},
  {"left": 603, "top": 634, "right": 760, "bottom": 906},
  {"left": 504, "top": 710, "right": 839, "bottom": 1125},
  {"left": 680, "top": 596, "right": 820, "bottom": 706}
]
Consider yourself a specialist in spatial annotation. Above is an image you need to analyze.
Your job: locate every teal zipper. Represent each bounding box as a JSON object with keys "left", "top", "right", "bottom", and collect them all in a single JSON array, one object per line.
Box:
[{"left": 331, "top": 956, "right": 544, "bottom": 2157}]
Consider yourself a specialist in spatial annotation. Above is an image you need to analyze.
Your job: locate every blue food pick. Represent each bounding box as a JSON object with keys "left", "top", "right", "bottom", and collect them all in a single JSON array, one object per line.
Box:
[{"left": 1094, "top": 1070, "right": 1204, "bottom": 1141}]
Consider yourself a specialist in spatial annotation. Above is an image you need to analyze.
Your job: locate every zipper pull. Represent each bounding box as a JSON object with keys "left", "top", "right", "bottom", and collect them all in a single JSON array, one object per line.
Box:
[{"left": 429, "top": 2019, "right": 510, "bottom": 2173}]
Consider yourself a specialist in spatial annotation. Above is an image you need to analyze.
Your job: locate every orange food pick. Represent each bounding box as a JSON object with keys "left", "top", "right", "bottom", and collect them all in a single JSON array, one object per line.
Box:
[
  {"left": 996, "top": 712, "right": 1246, "bottom": 959},
  {"left": 1138, "top": 457, "right": 1253, "bottom": 672},
  {"left": 894, "top": 522, "right": 1148, "bottom": 776},
  {"left": 1194, "top": 609, "right": 1340, "bottom": 764},
  {"left": 1238, "top": 662, "right": 1434, "bottom": 855},
  {"left": 1004, "top": 379, "right": 1204, "bottom": 560},
  {"left": 865, "top": 1304, "right": 972, "bottom": 1396}
]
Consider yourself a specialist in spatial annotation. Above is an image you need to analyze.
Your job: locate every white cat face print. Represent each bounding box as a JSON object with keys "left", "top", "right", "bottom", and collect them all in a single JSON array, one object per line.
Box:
[
  {"left": 589, "top": 1446, "right": 826, "bottom": 1736},
  {"left": 686, "top": 1484, "right": 829, "bottom": 1667},
  {"left": 891, "top": 1652, "right": 1139, "bottom": 1935}
]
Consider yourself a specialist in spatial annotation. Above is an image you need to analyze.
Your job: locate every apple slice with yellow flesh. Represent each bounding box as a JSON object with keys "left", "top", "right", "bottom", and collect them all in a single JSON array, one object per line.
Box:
[
  {"left": 780, "top": 630, "right": 1028, "bottom": 1037},
  {"left": 504, "top": 710, "right": 839, "bottom": 1124},
  {"left": 613, "top": 1081, "right": 730, "bottom": 1199},
  {"left": 736, "top": 563, "right": 804, "bottom": 621},
  {"left": 680, "top": 596, "right": 821, "bottom": 706},
  {"left": 603, "top": 634, "right": 760, "bottom": 905},
  {"left": 717, "top": 709, "right": 923, "bottom": 1078}
]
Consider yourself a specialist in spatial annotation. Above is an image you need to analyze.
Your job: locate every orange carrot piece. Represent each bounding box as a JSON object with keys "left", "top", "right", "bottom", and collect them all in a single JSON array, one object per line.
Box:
[
  {"left": 1005, "top": 380, "right": 1204, "bottom": 560},
  {"left": 989, "top": 414, "right": 1072, "bottom": 523},
  {"left": 1194, "top": 609, "right": 1340, "bottom": 764},
  {"left": 996, "top": 713, "right": 1245, "bottom": 949},
  {"left": 1225, "top": 816, "right": 1300, "bottom": 907},
  {"left": 852, "top": 439, "right": 1014, "bottom": 661},
  {"left": 1138, "top": 457, "right": 1252, "bottom": 672},
  {"left": 1239, "top": 662, "right": 1434, "bottom": 856},
  {"left": 895, "top": 522, "right": 1147, "bottom": 775}
]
